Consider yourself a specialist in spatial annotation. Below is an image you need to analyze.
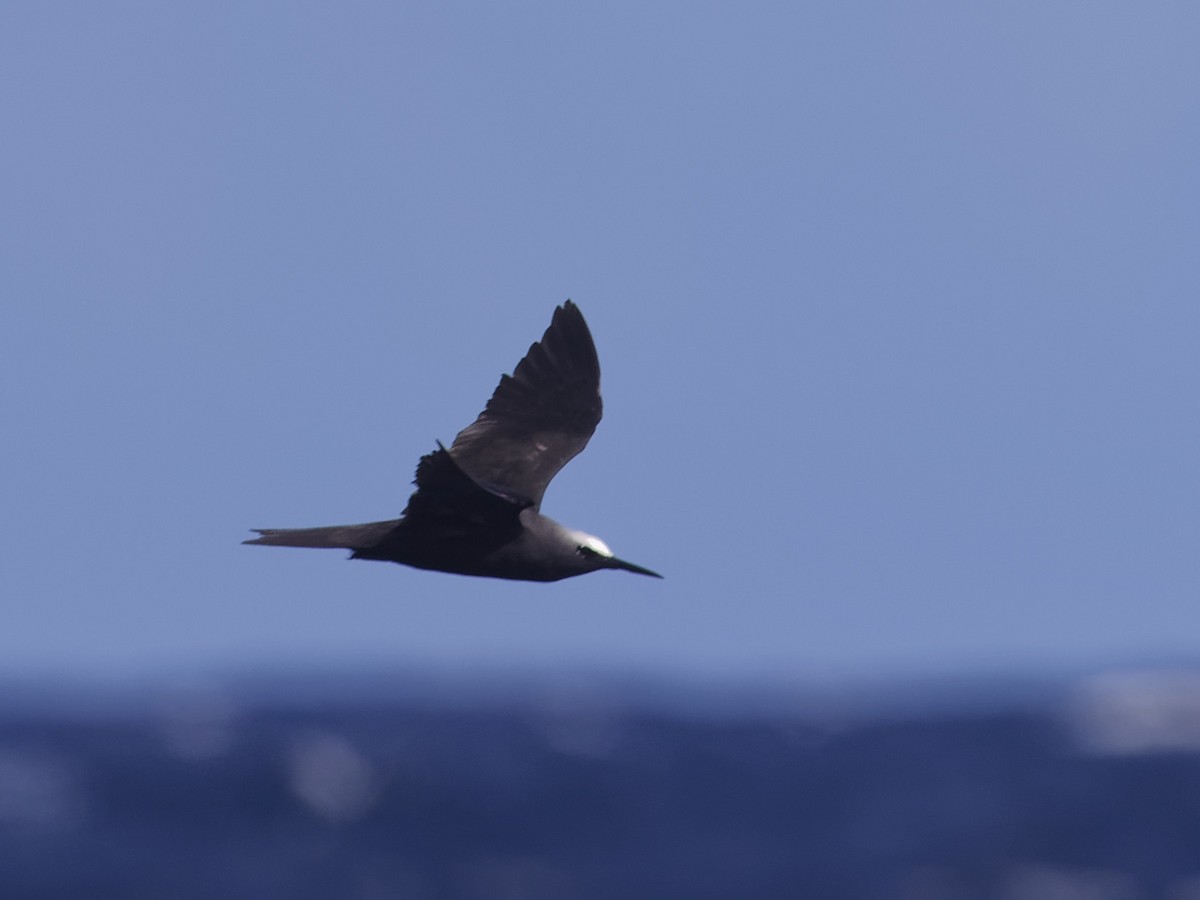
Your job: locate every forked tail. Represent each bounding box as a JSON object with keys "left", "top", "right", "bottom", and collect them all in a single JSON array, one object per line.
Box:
[{"left": 243, "top": 520, "right": 400, "bottom": 550}]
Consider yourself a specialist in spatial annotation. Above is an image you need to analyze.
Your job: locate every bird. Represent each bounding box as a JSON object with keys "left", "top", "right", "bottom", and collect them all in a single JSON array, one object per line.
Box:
[{"left": 244, "top": 301, "right": 661, "bottom": 582}]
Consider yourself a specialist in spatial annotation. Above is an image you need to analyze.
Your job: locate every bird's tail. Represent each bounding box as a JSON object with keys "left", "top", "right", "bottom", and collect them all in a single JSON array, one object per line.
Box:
[{"left": 243, "top": 520, "right": 400, "bottom": 550}]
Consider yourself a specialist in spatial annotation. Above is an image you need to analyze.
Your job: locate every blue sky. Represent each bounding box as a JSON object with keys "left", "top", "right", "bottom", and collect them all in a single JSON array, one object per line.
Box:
[{"left": 2, "top": 3, "right": 1198, "bottom": 682}]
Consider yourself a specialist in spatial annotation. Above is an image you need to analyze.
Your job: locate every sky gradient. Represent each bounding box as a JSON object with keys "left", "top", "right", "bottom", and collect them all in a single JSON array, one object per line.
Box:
[{"left": 3, "top": 3, "right": 1198, "bottom": 682}]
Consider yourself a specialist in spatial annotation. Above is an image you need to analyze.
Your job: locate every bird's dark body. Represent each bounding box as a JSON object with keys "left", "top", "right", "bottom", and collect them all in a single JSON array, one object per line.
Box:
[
  {"left": 352, "top": 509, "right": 586, "bottom": 582},
  {"left": 245, "top": 301, "right": 660, "bottom": 582}
]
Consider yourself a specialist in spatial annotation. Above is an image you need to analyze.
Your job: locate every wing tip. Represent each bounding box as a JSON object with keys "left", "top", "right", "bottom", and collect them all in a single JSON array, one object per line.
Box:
[{"left": 557, "top": 299, "right": 587, "bottom": 329}]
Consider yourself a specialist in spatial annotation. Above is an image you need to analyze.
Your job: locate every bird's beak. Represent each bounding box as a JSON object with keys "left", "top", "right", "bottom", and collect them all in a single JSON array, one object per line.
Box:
[{"left": 609, "top": 557, "right": 663, "bottom": 579}]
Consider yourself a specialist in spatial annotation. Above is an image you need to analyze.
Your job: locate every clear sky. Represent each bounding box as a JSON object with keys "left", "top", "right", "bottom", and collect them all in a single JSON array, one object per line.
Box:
[{"left": 2, "top": 3, "right": 1198, "bottom": 683}]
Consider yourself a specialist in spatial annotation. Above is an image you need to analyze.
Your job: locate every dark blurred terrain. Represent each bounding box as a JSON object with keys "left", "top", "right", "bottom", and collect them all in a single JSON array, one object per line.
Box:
[{"left": 2, "top": 670, "right": 1200, "bottom": 899}]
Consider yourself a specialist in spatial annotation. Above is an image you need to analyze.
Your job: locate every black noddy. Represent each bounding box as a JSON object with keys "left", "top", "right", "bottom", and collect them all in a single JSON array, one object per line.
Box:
[{"left": 245, "top": 301, "right": 661, "bottom": 582}]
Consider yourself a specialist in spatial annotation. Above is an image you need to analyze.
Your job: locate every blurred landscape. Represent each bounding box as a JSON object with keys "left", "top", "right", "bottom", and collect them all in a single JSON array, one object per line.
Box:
[{"left": 4, "top": 667, "right": 1200, "bottom": 899}]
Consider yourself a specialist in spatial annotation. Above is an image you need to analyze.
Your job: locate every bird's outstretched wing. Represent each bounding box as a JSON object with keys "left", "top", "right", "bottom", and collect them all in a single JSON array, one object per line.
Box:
[
  {"left": 353, "top": 443, "right": 527, "bottom": 565},
  {"left": 447, "top": 301, "right": 602, "bottom": 509},
  {"left": 402, "top": 442, "right": 529, "bottom": 529}
]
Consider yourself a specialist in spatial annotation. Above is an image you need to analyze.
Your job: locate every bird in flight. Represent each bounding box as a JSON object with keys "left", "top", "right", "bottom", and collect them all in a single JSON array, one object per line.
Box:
[{"left": 245, "top": 301, "right": 661, "bottom": 582}]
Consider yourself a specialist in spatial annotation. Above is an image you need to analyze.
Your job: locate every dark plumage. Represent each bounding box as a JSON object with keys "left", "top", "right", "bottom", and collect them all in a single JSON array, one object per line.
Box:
[{"left": 245, "top": 302, "right": 660, "bottom": 582}]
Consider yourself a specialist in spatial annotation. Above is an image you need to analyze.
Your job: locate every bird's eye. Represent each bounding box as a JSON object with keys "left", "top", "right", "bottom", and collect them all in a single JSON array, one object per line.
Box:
[{"left": 577, "top": 545, "right": 598, "bottom": 558}]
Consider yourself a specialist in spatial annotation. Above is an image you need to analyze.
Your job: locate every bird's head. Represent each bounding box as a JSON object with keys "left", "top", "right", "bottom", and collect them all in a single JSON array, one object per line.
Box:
[{"left": 568, "top": 530, "right": 662, "bottom": 579}]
